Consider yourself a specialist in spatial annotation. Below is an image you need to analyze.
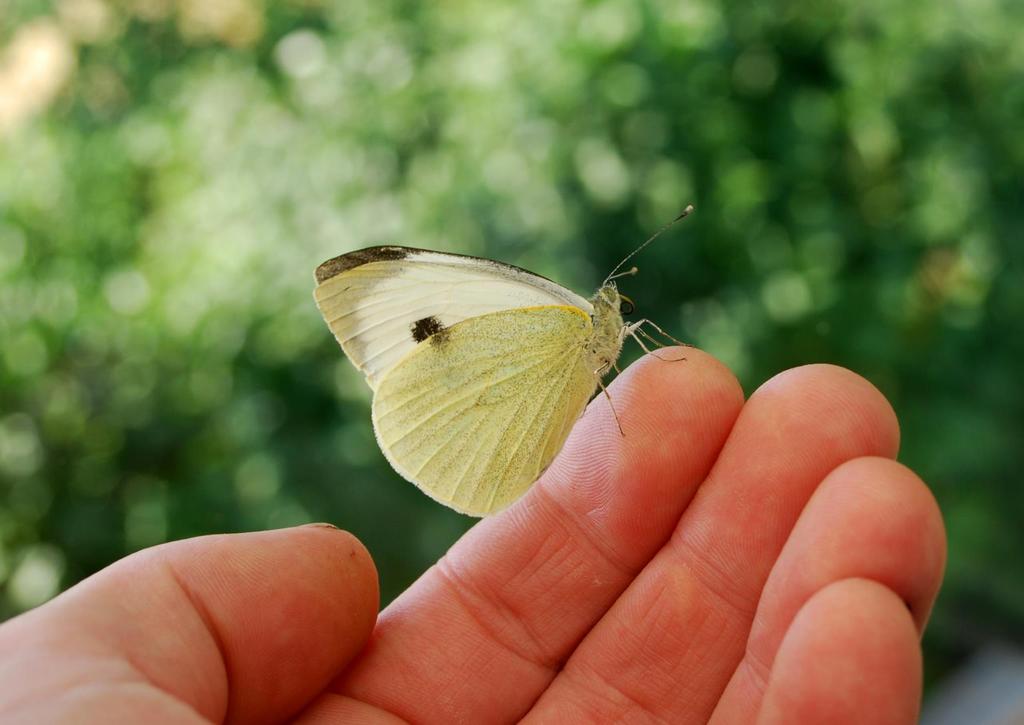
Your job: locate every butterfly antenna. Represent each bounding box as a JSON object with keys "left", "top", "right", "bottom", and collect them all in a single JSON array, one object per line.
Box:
[
  {"left": 603, "top": 204, "right": 695, "bottom": 286},
  {"left": 606, "top": 266, "right": 638, "bottom": 282}
]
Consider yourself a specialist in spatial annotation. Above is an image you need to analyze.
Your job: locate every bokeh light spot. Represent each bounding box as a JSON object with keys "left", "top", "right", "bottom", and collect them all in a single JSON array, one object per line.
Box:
[
  {"left": 7, "top": 545, "right": 64, "bottom": 610},
  {"left": 275, "top": 30, "right": 326, "bottom": 79},
  {"left": 103, "top": 267, "right": 151, "bottom": 315}
]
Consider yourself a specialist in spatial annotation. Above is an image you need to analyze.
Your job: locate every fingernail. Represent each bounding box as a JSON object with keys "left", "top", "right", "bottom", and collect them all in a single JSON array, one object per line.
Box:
[{"left": 304, "top": 522, "right": 340, "bottom": 530}]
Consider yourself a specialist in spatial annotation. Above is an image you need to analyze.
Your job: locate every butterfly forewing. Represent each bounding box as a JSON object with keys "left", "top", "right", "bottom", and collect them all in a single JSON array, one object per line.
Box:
[
  {"left": 371, "top": 306, "right": 597, "bottom": 515},
  {"left": 314, "top": 247, "right": 593, "bottom": 389}
]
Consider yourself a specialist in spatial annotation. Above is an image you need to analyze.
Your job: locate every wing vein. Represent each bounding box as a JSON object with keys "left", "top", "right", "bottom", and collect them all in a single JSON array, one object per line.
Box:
[
  {"left": 377, "top": 347, "right": 557, "bottom": 419},
  {"left": 449, "top": 363, "right": 546, "bottom": 511},
  {"left": 378, "top": 352, "right": 562, "bottom": 431},
  {"left": 482, "top": 345, "right": 582, "bottom": 512},
  {"left": 412, "top": 411, "right": 484, "bottom": 478},
  {"left": 443, "top": 415, "right": 498, "bottom": 502},
  {"left": 325, "top": 285, "right": 454, "bottom": 322}
]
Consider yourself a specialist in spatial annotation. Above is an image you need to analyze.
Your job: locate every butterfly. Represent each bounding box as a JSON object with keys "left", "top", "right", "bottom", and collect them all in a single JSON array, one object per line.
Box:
[{"left": 314, "top": 206, "right": 692, "bottom": 516}]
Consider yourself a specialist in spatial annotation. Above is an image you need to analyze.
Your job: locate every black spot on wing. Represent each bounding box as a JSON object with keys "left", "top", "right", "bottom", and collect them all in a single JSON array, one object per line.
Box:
[
  {"left": 315, "top": 246, "right": 409, "bottom": 283},
  {"left": 411, "top": 315, "right": 446, "bottom": 343}
]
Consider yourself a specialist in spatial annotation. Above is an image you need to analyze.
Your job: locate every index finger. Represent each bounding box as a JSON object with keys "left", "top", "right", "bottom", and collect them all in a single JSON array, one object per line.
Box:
[{"left": 333, "top": 349, "right": 744, "bottom": 723}]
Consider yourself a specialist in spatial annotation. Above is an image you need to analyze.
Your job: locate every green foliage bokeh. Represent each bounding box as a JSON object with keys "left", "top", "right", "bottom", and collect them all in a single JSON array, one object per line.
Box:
[{"left": 1, "top": 0, "right": 1022, "bottom": 686}]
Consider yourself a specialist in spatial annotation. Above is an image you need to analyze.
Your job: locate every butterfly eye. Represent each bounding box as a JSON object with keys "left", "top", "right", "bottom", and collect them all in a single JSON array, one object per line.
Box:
[{"left": 619, "top": 296, "right": 635, "bottom": 315}]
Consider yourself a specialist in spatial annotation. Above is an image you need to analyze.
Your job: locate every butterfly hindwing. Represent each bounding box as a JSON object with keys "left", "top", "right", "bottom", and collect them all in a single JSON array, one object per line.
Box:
[
  {"left": 371, "top": 305, "right": 597, "bottom": 515},
  {"left": 314, "top": 246, "right": 593, "bottom": 390}
]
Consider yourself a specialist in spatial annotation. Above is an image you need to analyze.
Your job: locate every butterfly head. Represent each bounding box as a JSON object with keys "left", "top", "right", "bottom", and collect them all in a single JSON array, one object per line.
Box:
[
  {"left": 593, "top": 282, "right": 635, "bottom": 316},
  {"left": 592, "top": 282, "right": 621, "bottom": 310}
]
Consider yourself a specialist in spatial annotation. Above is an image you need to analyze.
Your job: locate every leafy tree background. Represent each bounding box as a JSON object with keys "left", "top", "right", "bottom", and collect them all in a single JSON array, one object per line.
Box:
[{"left": 1, "top": 0, "right": 1021, "bottom": 688}]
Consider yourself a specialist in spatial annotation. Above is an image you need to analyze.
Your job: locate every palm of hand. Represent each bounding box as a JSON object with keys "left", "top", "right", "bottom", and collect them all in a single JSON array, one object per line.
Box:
[{"left": 0, "top": 351, "right": 945, "bottom": 724}]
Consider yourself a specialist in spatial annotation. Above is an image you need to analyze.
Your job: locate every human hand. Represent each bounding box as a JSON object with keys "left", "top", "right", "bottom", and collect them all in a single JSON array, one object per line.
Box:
[{"left": 0, "top": 351, "right": 945, "bottom": 723}]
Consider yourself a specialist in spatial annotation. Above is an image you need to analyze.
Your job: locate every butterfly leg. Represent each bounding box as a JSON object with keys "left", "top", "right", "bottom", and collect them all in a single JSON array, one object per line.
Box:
[
  {"left": 592, "top": 361, "right": 625, "bottom": 437},
  {"left": 627, "top": 327, "right": 681, "bottom": 362},
  {"left": 628, "top": 330, "right": 664, "bottom": 359},
  {"left": 626, "top": 320, "right": 688, "bottom": 362},
  {"left": 638, "top": 328, "right": 690, "bottom": 362},
  {"left": 595, "top": 375, "right": 625, "bottom": 437},
  {"left": 628, "top": 319, "right": 691, "bottom": 348}
]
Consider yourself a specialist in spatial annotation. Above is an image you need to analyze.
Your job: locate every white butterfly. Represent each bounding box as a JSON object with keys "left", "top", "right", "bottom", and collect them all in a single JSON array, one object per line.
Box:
[{"left": 314, "top": 207, "right": 692, "bottom": 516}]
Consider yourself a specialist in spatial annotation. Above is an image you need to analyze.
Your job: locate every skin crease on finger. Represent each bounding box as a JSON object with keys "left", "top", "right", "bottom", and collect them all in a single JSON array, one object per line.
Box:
[
  {"left": 710, "top": 455, "right": 946, "bottom": 723},
  {"left": 331, "top": 349, "right": 746, "bottom": 723},
  {"left": 522, "top": 365, "right": 905, "bottom": 723}
]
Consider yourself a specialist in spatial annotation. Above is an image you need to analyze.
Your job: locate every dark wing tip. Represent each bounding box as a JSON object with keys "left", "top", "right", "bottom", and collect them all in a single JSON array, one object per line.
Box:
[{"left": 315, "top": 246, "right": 411, "bottom": 283}]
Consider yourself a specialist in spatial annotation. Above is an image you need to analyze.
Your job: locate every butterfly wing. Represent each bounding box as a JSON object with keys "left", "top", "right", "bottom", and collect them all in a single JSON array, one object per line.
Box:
[
  {"left": 371, "top": 305, "right": 597, "bottom": 516},
  {"left": 314, "top": 246, "right": 593, "bottom": 390}
]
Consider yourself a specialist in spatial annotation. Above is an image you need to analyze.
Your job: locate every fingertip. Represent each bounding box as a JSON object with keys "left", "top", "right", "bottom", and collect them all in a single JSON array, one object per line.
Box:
[
  {"left": 107, "top": 526, "right": 379, "bottom": 725},
  {"left": 610, "top": 346, "right": 745, "bottom": 441},
  {"left": 297, "top": 524, "right": 379, "bottom": 587},
  {"left": 759, "top": 578, "right": 921, "bottom": 725},
  {"left": 620, "top": 346, "right": 743, "bottom": 405},
  {"left": 815, "top": 457, "right": 947, "bottom": 630},
  {"left": 555, "top": 346, "right": 745, "bottom": 511},
  {"left": 293, "top": 524, "right": 381, "bottom": 637},
  {"left": 752, "top": 364, "right": 901, "bottom": 460}
]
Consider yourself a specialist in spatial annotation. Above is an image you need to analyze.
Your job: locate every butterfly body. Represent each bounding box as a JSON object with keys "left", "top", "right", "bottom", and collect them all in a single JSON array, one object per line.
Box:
[
  {"left": 587, "top": 284, "right": 627, "bottom": 375},
  {"left": 314, "top": 246, "right": 626, "bottom": 516}
]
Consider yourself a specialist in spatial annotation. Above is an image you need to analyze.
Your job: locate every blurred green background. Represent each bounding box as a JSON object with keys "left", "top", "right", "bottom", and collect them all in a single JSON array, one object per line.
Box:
[{"left": 1, "top": 0, "right": 1021, "bottom": 690}]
